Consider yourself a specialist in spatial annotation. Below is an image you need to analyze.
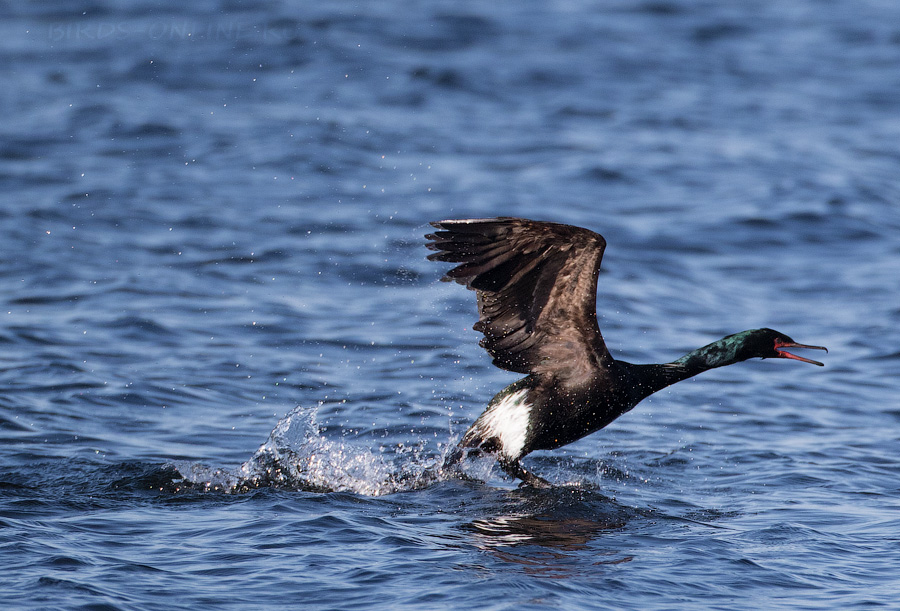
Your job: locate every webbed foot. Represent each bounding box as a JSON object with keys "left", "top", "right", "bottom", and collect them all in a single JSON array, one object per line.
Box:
[{"left": 499, "top": 457, "right": 552, "bottom": 488}]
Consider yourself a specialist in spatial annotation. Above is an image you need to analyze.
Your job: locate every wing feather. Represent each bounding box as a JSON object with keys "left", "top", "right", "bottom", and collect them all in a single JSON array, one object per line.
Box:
[{"left": 426, "top": 217, "right": 612, "bottom": 381}]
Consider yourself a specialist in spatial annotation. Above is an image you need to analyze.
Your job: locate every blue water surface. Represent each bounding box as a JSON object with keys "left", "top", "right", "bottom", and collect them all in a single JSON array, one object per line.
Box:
[{"left": 2, "top": 1, "right": 900, "bottom": 609}]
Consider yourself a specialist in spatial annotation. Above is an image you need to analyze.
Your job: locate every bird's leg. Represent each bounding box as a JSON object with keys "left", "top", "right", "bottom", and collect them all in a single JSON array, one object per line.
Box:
[
  {"left": 499, "top": 456, "right": 552, "bottom": 488},
  {"left": 443, "top": 445, "right": 552, "bottom": 488}
]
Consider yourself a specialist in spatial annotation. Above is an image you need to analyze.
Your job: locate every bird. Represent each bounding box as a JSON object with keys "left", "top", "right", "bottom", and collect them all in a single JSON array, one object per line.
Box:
[{"left": 425, "top": 217, "right": 826, "bottom": 487}]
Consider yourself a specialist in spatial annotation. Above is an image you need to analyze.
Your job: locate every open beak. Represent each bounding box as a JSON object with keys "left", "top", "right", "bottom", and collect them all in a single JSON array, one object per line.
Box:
[{"left": 774, "top": 340, "right": 828, "bottom": 366}]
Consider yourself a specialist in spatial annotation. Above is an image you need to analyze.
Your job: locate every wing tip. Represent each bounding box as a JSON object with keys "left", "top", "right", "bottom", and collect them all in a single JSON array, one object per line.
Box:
[
  {"left": 429, "top": 217, "right": 519, "bottom": 229},
  {"left": 432, "top": 217, "right": 503, "bottom": 225}
]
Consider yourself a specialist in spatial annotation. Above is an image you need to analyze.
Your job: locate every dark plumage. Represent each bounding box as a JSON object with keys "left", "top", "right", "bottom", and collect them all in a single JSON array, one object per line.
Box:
[{"left": 426, "top": 217, "right": 826, "bottom": 486}]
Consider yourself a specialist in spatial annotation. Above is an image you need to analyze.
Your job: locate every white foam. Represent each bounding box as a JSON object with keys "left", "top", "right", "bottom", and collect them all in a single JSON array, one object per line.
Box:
[
  {"left": 238, "top": 404, "right": 400, "bottom": 496},
  {"left": 177, "top": 404, "right": 443, "bottom": 496}
]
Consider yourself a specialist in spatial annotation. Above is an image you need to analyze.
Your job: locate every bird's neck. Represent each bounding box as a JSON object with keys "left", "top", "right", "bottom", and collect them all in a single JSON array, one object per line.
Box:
[
  {"left": 671, "top": 331, "right": 757, "bottom": 373},
  {"left": 630, "top": 332, "right": 756, "bottom": 399}
]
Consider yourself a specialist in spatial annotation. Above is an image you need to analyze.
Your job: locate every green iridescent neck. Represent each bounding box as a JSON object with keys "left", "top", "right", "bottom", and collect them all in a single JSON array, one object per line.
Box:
[
  {"left": 671, "top": 329, "right": 759, "bottom": 372},
  {"left": 626, "top": 329, "right": 772, "bottom": 403}
]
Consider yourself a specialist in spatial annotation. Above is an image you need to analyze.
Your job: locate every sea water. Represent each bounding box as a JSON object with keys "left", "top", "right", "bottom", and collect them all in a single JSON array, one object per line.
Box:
[{"left": 2, "top": 1, "right": 900, "bottom": 609}]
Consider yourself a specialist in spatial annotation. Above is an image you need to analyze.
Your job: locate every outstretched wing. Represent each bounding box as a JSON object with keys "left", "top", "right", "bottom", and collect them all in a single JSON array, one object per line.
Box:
[{"left": 425, "top": 217, "right": 612, "bottom": 381}]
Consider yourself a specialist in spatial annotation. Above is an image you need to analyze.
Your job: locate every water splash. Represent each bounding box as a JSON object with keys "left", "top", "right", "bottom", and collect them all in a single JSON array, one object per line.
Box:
[{"left": 178, "top": 404, "right": 458, "bottom": 496}]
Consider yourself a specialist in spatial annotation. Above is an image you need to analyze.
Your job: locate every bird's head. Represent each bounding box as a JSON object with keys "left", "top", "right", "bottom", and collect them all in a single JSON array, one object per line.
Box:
[{"left": 744, "top": 328, "right": 828, "bottom": 366}]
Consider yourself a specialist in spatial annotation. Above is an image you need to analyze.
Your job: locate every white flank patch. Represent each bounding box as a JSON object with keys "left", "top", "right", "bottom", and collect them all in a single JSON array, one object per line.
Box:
[{"left": 480, "top": 388, "right": 531, "bottom": 458}]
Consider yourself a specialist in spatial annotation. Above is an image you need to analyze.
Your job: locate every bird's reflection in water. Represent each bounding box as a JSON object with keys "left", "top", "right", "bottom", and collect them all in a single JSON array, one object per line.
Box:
[{"left": 460, "top": 486, "right": 636, "bottom": 575}]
